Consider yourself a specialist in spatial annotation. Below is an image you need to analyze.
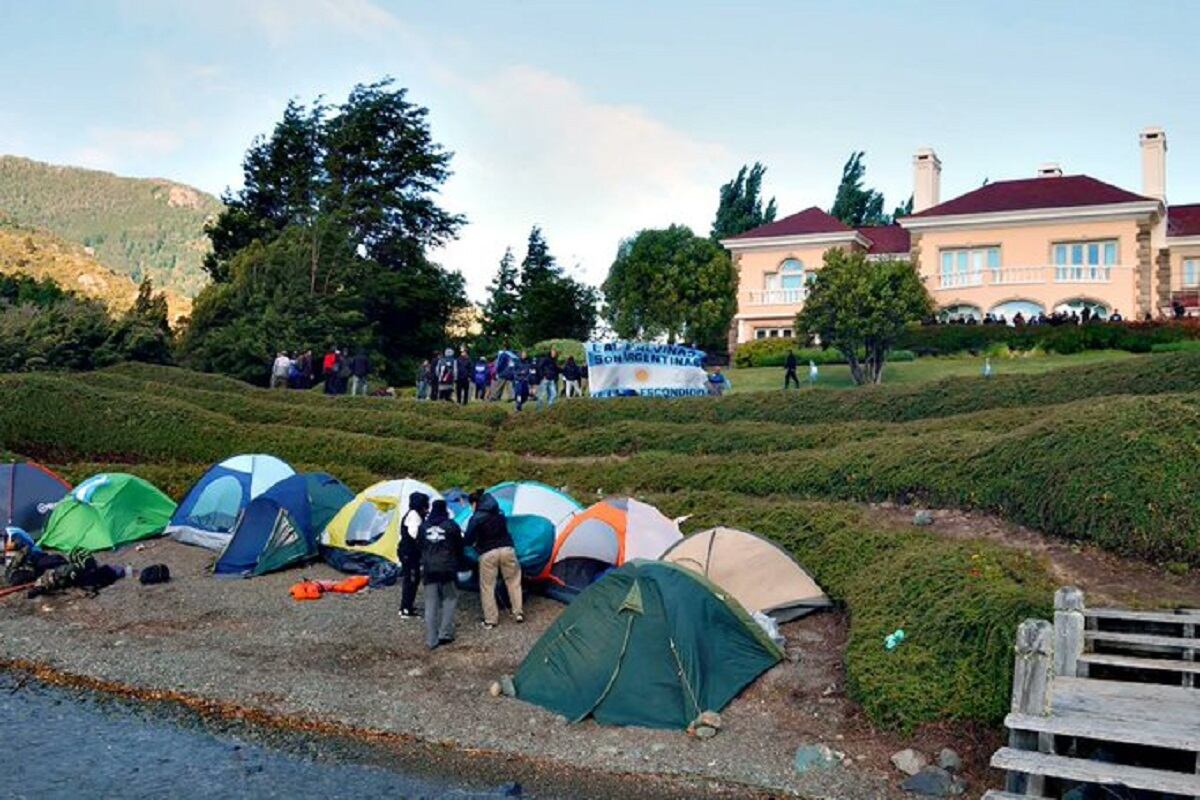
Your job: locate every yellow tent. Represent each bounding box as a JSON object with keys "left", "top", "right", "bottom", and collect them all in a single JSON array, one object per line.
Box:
[{"left": 321, "top": 478, "right": 442, "bottom": 562}]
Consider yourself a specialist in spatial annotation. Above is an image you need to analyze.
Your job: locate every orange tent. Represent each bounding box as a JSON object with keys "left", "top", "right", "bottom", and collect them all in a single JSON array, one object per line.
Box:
[{"left": 535, "top": 496, "right": 682, "bottom": 598}]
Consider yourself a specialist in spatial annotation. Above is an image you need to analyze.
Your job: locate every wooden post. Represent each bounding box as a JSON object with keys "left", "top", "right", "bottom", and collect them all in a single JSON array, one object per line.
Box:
[
  {"left": 1006, "top": 618, "right": 1054, "bottom": 795},
  {"left": 1183, "top": 619, "right": 1195, "bottom": 689},
  {"left": 1054, "top": 587, "right": 1086, "bottom": 679}
]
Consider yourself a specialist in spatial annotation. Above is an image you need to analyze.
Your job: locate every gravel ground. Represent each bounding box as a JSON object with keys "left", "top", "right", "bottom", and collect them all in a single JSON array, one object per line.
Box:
[{"left": 0, "top": 540, "right": 976, "bottom": 798}]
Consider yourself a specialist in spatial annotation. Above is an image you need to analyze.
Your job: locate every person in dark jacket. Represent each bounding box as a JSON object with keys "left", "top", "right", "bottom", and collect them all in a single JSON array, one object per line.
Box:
[
  {"left": 397, "top": 492, "right": 429, "bottom": 618},
  {"left": 513, "top": 351, "right": 533, "bottom": 412},
  {"left": 536, "top": 348, "right": 560, "bottom": 410},
  {"left": 418, "top": 499, "right": 463, "bottom": 649},
  {"left": 454, "top": 348, "right": 472, "bottom": 405},
  {"left": 562, "top": 355, "right": 582, "bottom": 397},
  {"left": 464, "top": 490, "right": 522, "bottom": 628},
  {"left": 472, "top": 357, "right": 489, "bottom": 400},
  {"left": 784, "top": 350, "right": 799, "bottom": 390},
  {"left": 349, "top": 349, "right": 371, "bottom": 396}
]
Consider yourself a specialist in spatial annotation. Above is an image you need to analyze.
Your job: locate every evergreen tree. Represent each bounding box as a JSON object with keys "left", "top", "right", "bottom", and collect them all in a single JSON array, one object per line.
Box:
[
  {"left": 481, "top": 247, "right": 520, "bottom": 344},
  {"left": 830, "top": 151, "right": 889, "bottom": 227},
  {"left": 892, "top": 194, "right": 914, "bottom": 220},
  {"left": 514, "top": 226, "right": 597, "bottom": 344},
  {"left": 710, "top": 163, "right": 777, "bottom": 240}
]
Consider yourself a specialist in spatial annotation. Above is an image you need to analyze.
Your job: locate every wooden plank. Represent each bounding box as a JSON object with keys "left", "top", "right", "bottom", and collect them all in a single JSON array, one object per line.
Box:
[
  {"left": 990, "top": 748, "right": 1200, "bottom": 793},
  {"left": 1079, "top": 652, "right": 1200, "bottom": 676},
  {"left": 982, "top": 792, "right": 1044, "bottom": 800},
  {"left": 1087, "top": 607, "right": 1200, "bottom": 625},
  {"left": 1006, "top": 711, "right": 1200, "bottom": 751},
  {"left": 1046, "top": 677, "right": 1200, "bottom": 752},
  {"left": 1086, "top": 630, "right": 1200, "bottom": 649}
]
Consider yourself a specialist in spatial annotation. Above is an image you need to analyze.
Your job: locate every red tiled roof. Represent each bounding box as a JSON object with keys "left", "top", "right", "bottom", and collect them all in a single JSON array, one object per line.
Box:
[
  {"left": 910, "top": 175, "right": 1151, "bottom": 218},
  {"left": 1168, "top": 203, "right": 1200, "bottom": 237},
  {"left": 857, "top": 224, "right": 910, "bottom": 254},
  {"left": 729, "top": 206, "right": 853, "bottom": 239}
]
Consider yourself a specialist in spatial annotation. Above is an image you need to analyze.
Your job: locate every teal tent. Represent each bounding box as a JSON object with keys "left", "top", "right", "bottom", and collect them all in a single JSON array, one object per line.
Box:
[{"left": 514, "top": 560, "right": 783, "bottom": 729}]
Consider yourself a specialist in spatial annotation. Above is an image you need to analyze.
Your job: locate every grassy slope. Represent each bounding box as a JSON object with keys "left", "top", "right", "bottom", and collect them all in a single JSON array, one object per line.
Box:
[
  {"left": 0, "top": 155, "right": 221, "bottom": 296},
  {"left": 4, "top": 352, "right": 1197, "bottom": 731}
]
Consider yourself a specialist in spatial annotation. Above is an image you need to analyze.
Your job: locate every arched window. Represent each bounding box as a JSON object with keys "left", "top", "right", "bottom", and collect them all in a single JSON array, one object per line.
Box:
[
  {"left": 779, "top": 259, "right": 805, "bottom": 289},
  {"left": 938, "top": 304, "right": 982, "bottom": 322},
  {"left": 989, "top": 300, "right": 1044, "bottom": 322},
  {"left": 1055, "top": 299, "right": 1109, "bottom": 319}
]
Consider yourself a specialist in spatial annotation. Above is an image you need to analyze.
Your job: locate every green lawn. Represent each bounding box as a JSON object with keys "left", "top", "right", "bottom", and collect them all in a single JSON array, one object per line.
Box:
[{"left": 727, "top": 349, "right": 1136, "bottom": 392}]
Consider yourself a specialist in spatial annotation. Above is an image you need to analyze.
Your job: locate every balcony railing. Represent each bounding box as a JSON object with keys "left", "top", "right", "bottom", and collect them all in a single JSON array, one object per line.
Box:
[
  {"left": 935, "top": 265, "right": 1121, "bottom": 291},
  {"left": 746, "top": 288, "right": 806, "bottom": 305}
]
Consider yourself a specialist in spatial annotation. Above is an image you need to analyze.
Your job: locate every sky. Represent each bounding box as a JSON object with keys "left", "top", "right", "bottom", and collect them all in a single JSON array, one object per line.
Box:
[{"left": 2, "top": 0, "right": 1199, "bottom": 299}]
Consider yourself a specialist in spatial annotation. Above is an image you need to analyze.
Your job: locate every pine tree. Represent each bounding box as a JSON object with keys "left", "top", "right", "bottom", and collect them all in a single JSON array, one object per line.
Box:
[
  {"left": 892, "top": 194, "right": 914, "bottom": 220},
  {"left": 515, "top": 226, "right": 597, "bottom": 344},
  {"left": 830, "top": 152, "right": 889, "bottom": 227},
  {"left": 481, "top": 247, "right": 520, "bottom": 344},
  {"left": 710, "top": 163, "right": 777, "bottom": 240}
]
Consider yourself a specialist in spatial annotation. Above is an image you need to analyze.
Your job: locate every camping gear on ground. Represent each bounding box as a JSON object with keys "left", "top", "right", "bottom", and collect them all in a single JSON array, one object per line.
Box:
[
  {"left": 367, "top": 561, "right": 401, "bottom": 588},
  {"left": 514, "top": 560, "right": 783, "bottom": 729},
  {"left": 167, "top": 454, "right": 295, "bottom": 550},
  {"left": 28, "top": 550, "right": 129, "bottom": 597},
  {"left": 534, "top": 496, "right": 682, "bottom": 600},
  {"left": 4, "top": 535, "right": 65, "bottom": 587},
  {"left": 214, "top": 472, "right": 354, "bottom": 577},
  {"left": 321, "top": 478, "right": 442, "bottom": 564},
  {"left": 0, "top": 461, "right": 70, "bottom": 535},
  {"left": 660, "top": 526, "right": 831, "bottom": 623},
  {"left": 288, "top": 575, "right": 369, "bottom": 600},
  {"left": 139, "top": 564, "right": 171, "bottom": 585},
  {"left": 452, "top": 481, "right": 581, "bottom": 534},
  {"left": 38, "top": 474, "right": 176, "bottom": 553}
]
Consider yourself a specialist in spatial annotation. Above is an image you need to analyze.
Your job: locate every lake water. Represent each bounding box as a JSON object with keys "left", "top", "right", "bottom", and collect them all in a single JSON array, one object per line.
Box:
[{"left": 0, "top": 674, "right": 516, "bottom": 799}]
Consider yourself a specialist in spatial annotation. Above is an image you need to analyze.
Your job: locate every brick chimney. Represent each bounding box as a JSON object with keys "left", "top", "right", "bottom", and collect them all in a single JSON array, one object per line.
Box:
[{"left": 912, "top": 148, "right": 941, "bottom": 214}]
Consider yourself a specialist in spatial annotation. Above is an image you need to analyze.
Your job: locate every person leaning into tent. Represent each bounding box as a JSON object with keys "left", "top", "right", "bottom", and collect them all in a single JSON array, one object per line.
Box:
[
  {"left": 465, "top": 489, "right": 523, "bottom": 628},
  {"left": 398, "top": 492, "right": 430, "bottom": 619},
  {"left": 418, "top": 498, "right": 464, "bottom": 649}
]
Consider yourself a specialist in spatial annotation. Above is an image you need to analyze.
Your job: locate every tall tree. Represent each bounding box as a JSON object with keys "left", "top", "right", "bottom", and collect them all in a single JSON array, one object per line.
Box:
[
  {"left": 481, "top": 247, "right": 520, "bottom": 344},
  {"left": 795, "top": 250, "right": 933, "bottom": 385},
  {"left": 892, "top": 194, "right": 914, "bottom": 220},
  {"left": 514, "top": 227, "right": 597, "bottom": 344},
  {"left": 603, "top": 225, "right": 736, "bottom": 350},
  {"left": 830, "top": 151, "right": 889, "bottom": 227},
  {"left": 185, "top": 79, "right": 466, "bottom": 384},
  {"left": 710, "top": 163, "right": 777, "bottom": 240}
]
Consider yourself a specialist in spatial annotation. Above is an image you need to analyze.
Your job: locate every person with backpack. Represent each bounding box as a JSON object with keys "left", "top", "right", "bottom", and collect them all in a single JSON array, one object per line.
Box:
[
  {"left": 513, "top": 351, "right": 533, "bottom": 411},
  {"left": 270, "top": 351, "right": 291, "bottom": 389},
  {"left": 349, "top": 349, "right": 371, "bottom": 396},
  {"left": 472, "top": 357, "right": 489, "bottom": 400},
  {"left": 435, "top": 348, "right": 456, "bottom": 402},
  {"left": 397, "top": 492, "right": 429, "bottom": 619},
  {"left": 489, "top": 348, "right": 515, "bottom": 401},
  {"left": 417, "top": 499, "right": 463, "bottom": 649},
  {"left": 464, "top": 489, "right": 523, "bottom": 629},
  {"left": 537, "top": 347, "right": 560, "bottom": 410},
  {"left": 454, "top": 347, "right": 472, "bottom": 405}
]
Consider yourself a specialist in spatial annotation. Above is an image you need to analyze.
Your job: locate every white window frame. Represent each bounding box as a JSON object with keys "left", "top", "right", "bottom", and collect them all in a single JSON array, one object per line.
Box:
[
  {"left": 1184, "top": 258, "right": 1200, "bottom": 288},
  {"left": 939, "top": 247, "right": 1000, "bottom": 283},
  {"left": 1053, "top": 239, "right": 1117, "bottom": 281}
]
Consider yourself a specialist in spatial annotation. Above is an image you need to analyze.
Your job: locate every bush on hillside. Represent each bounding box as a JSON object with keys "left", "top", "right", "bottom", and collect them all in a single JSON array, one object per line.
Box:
[
  {"left": 733, "top": 338, "right": 915, "bottom": 368},
  {"left": 530, "top": 338, "right": 585, "bottom": 363},
  {"left": 898, "top": 320, "right": 1200, "bottom": 357}
]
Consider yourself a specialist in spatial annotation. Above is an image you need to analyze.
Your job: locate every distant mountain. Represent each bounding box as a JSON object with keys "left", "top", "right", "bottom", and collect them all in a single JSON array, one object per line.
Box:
[
  {"left": 0, "top": 155, "right": 222, "bottom": 297},
  {"left": 0, "top": 219, "right": 191, "bottom": 322}
]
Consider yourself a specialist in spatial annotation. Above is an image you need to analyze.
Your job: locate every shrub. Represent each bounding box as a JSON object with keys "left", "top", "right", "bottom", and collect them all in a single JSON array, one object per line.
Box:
[
  {"left": 530, "top": 338, "right": 585, "bottom": 363},
  {"left": 898, "top": 320, "right": 1200, "bottom": 357},
  {"left": 733, "top": 338, "right": 915, "bottom": 368}
]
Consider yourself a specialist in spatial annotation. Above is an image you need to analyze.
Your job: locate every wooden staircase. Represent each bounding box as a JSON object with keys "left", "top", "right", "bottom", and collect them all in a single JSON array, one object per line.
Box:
[{"left": 988, "top": 587, "right": 1200, "bottom": 798}]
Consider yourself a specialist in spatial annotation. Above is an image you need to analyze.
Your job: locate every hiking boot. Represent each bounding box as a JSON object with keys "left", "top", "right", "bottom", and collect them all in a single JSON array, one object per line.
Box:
[
  {"left": 398, "top": 609, "right": 418, "bottom": 619},
  {"left": 438, "top": 637, "right": 455, "bottom": 645},
  {"left": 481, "top": 621, "right": 497, "bottom": 630},
  {"left": 513, "top": 613, "right": 525, "bottom": 624}
]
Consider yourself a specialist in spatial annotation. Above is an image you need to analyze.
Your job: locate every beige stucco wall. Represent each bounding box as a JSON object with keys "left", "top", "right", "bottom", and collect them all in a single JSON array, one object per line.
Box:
[
  {"left": 1168, "top": 243, "right": 1200, "bottom": 291},
  {"left": 732, "top": 240, "right": 855, "bottom": 342},
  {"left": 911, "top": 217, "right": 1146, "bottom": 319}
]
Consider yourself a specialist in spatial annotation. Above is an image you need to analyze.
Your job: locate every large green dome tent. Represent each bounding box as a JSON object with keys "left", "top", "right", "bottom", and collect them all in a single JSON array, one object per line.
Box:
[
  {"left": 38, "top": 473, "right": 176, "bottom": 553},
  {"left": 514, "top": 560, "right": 783, "bottom": 730}
]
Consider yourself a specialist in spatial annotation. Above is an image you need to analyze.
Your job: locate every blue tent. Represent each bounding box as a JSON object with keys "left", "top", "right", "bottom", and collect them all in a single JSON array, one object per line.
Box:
[
  {"left": 167, "top": 454, "right": 295, "bottom": 550},
  {"left": 453, "top": 482, "right": 581, "bottom": 578},
  {"left": 0, "top": 461, "right": 70, "bottom": 535},
  {"left": 215, "top": 473, "right": 353, "bottom": 577}
]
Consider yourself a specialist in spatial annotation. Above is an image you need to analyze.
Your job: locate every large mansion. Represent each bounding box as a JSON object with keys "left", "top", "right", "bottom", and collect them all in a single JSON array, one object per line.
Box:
[{"left": 722, "top": 128, "right": 1200, "bottom": 345}]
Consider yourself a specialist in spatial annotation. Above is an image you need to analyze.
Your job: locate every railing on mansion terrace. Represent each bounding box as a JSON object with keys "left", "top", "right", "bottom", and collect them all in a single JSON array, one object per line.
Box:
[
  {"left": 745, "top": 288, "right": 807, "bottom": 305},
  {"left": 935, "top": 265, "right": 1121, "bottom": 290}
]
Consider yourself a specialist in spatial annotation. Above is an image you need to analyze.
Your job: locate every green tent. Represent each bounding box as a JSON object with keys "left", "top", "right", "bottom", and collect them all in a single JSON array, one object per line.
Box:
[
  {"left": 38, "top": 473, "right": 176, "bottom": 553},
  {"left": 514, "top": 560, "right": 783, "bottom": 729}
]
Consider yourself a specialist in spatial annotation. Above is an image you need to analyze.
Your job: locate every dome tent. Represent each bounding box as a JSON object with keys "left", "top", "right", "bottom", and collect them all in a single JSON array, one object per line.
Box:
[
  {"left": 215, "top": 473, "right": 354, "bottom": 577},
  {"left": 0, "top": 461, "right": 70, "bottom": 535},
  {"left": 321, "top": 478, "right": 442, "bottom": 564},
  {"left": 452, "top": 481, "right": 581, "bottom": 532},
  {"left": 661, "top": 527, "right": 831, "bottom": 622},
  {"left": 38, "top": 473, "right": 176, "bottom": 553},
  {"left": 535, "top": 496, "right": 682, "bottom": 599},
  {"left": 515, "top": 560, "right": 783, "bottom": 729},
  {"left": 167, "top": 454, "right": 294, "bottom": 550}
]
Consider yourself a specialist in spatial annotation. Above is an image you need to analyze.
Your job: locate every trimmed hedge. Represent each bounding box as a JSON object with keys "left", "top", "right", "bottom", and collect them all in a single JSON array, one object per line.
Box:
[
  {"left": 646, "top": 492, "right": 1052, "bottom": 731},
  {"left": 733, "top": 338, "right": 915, "bottom": 368},
  {"left": 530, "top": 351, "right": 1200, "bottom": 429},
  {"left": 898, "top": 320, "right": 1200, "bottom": 357}
]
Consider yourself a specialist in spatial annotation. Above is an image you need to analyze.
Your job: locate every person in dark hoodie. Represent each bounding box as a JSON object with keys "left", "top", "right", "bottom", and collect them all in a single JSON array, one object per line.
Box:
[
  {"left": 464, "top": 489, "right": 523, "bottom": 628},
  {"left": 417, "top": 499, "right": 463, "bottom": 649},
  {"left": 397, "top": 492, "right": 429, "bottom": 619},
  {"left": 454, "top": 347, "right": 472, "bottom": 405}
]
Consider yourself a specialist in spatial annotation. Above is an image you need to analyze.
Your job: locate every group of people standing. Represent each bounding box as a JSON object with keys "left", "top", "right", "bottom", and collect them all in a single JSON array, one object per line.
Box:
[
  {"left": 270, "top": 348, "right": 373, "bottom": 395},
  {"left": 416, "top": 346, "right": 585, "bottom": 411},
  {"left": 396, "top": 489, "right": 525, "bottom": 650}
]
